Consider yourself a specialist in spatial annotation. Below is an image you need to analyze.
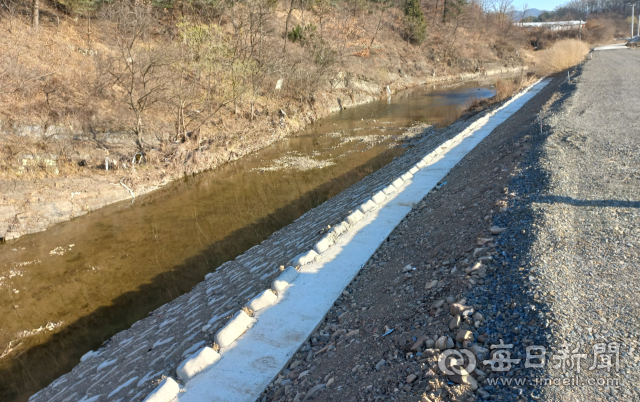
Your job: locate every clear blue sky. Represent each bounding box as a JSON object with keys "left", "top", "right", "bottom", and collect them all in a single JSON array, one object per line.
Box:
[{"left": 512, "top": 0, "right": 568, "bottom": 12}]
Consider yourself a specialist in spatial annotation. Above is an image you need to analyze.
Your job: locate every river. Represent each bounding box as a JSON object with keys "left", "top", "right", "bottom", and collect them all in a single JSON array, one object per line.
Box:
[{"left": 0, "top": 81, "right": 494, "bottom": 401}]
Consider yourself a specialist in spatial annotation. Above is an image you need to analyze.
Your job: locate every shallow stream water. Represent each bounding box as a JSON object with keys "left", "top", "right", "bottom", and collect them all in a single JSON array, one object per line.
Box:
[{"left": 0, "top": 82, "right": 494, "bottom": 401}]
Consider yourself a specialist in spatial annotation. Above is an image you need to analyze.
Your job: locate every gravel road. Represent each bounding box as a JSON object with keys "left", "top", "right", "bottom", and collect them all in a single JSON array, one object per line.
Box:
[
  {"left": 257, "top": 50, "right": 640, "bottom": 402},
  {"left": 530, "top": 50, "right": 640, "bottom": 401}
]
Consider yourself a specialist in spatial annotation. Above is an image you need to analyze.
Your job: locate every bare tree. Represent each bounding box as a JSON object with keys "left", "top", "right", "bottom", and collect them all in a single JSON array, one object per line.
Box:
[
  {"left": 169, "top": 17, "right": 256, "bottom": 142},
  {"left": 368, "top": 3, "right": 387, "bottom": 49},
  {"left": 521, "top": 2, "right": 528, "bottom": 24},
  {"left": 283, "top": 0, "right": 296, "bottom": 52},
  {"left": 488, "top": 0, "right": 515, "bottom": 35},
  {"left": 98, "top": 0, "right": 171, "bottom": 152},
  {"left": 32, "top": 0, "right": 38, "bottom": 27},
  {"left": 312, "top": 0, "right": 332, "bottom": 40}
]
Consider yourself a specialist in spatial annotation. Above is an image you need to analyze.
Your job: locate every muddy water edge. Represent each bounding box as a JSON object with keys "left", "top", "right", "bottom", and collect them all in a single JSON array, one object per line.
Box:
[{"left": 0, "top": 81, "right": 495, "bottom": 401}]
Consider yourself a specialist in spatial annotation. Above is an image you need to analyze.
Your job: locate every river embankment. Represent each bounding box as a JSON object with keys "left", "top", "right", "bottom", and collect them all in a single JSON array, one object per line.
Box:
[{"left": 0, "top": 66, "right": 527, "bottom": 242}]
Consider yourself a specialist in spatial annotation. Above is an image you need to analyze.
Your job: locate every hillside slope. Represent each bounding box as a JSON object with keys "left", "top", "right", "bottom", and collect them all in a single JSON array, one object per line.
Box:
[{"left": 0, "top": 0, "right": 533, "bottom": 240}]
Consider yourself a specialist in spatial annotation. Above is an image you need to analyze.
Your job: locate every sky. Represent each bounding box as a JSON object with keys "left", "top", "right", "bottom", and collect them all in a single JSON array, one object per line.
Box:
[{"left": 511, "top": 0, "right": 568, "bottom": 12}]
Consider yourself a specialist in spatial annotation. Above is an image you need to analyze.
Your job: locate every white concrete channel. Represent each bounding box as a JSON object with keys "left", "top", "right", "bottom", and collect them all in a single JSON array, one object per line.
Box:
[{"left": 135, "top": 78, "right": 552, "bottom": 402}]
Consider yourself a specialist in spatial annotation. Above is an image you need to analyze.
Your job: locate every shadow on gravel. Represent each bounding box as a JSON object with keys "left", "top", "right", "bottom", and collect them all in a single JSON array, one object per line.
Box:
[
  {"left": 462, "top": 72, "right": 582, "bottom": 401},
  {"left": 538, "top": 196, "right": 640, "bottom": 208}
]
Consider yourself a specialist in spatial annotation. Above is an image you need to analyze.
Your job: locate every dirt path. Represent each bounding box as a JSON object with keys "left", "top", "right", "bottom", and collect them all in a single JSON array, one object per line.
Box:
[
  {"left": 255, "top": 73, "right": 565, "bottom": 402},
  {"left": 258, "top": 51, "right": 640, "bottom": 402}
]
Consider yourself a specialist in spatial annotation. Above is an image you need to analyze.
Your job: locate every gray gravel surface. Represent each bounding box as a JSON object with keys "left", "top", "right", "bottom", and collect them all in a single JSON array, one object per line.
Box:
[
  {"left": 257, "top": 50, "right": 640, "bottom": 402},
  {"left": 526, "top": 50, "right": 640, "bottom": 401},
  {"left": 456, "top": 50, "right": 640, "bottom": 401}
]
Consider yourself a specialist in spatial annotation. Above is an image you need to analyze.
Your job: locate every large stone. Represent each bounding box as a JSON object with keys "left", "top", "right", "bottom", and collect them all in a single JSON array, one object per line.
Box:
[
  {"left": 391, "top": 178, "right": 405, "bottom": 189},
  {"left": 372, "top": 191, "right": 387, "bottom": 204},
  {"left": 358, "top": 199, "right": 377, "bottom": 214},
  {"left": 435, "top": 336, "right": 448, "bottom": 351},
  {"left": 450, "top": 303, "right": 467, "bottom": 316},
  {"left": 465, "top": 261, "right": 483, "bottom": 274},
  {"left": 449, "top": 316, "right": 461, "bottom": 331},
  {"left": 462, "top": 374, "right": 478, "bottom": 390},
  {"left": 476, "top": 237, "right": 493, "bottom": 246},
  {"left": 446, "top": 365, "right": 477, "bottom": 390},
  {"left": 490, "top": 226, "right": 507, "bottom": 234},
  {"left": 291, "top": 249, "right": 319, "bottom": 266},
  {"left": 346, "top": 210, "right": 365, "bottom": 225},
  {"left": 329, "top": 222, "right": 348, "bottom": 236},
  {"left": 456, "top": 330, "right": 473, "bottom": 343},
  {"left": 446, "top": 337, "right": 455, "bottom": 349},
  {"left": 382, "top": 184, "right": 397, "bottom": 195},
  {"left": 470, "top": 344, "right": 489, "bottom": 356},
  {"left": 410, "top": 335, "right": 429, "bottom": 352},
  {"left": 304, "top": 383, "right": 326, "bottom": 400},
  {"left": 313, "top": 236, "right": 333, "bottom": 254},
  {"left": 473, "top": 247, "right": 488, "bottom": 257},
  {"left": 447, "top": 369, "right": 469, "bottom": 384}
]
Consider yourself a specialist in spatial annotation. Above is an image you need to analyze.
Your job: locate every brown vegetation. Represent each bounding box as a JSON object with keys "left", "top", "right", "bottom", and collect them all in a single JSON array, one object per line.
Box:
[
  {"left": 0, "top": 0, "right": 628, "bottom": 184},
  {"left": 0, "top": 0, "right": 537, "bottom": 183},
  {"left": 535, "top": 38, "right": 590, "bottom": 75},
  {"left": 462, "top": 72, "right": 537, "bottom": 113}
]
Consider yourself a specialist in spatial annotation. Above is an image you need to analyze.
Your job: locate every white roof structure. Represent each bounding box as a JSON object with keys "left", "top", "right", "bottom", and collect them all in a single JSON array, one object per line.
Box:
[{"left": 518, "top": 21, "right": 586, "bottom": 31}]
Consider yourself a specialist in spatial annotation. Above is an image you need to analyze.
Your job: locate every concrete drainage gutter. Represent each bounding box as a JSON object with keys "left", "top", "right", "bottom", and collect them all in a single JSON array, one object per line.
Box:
[{"left": 135, "top": 78, "right": 551, "bottom": 402}]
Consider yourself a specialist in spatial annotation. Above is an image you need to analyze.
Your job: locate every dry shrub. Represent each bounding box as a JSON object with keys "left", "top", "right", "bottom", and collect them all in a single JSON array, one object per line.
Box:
[
  {"left": 0, "top": 0, "right": 549, "bottom": 183},
  {"left": 535, "top": 39, "right": 590, "bottom": 76},
  {"left": 462, "top": 73, "right": 537, "bottom": 113},
  {"left": 495, "top": 73, "right": 536, "bottom": 101},
  {"left": 495, "top": 78, "right": 518, "bottom": 101},
  {"left": 583, "top": 18, "right": 616, "bottom": 45}
]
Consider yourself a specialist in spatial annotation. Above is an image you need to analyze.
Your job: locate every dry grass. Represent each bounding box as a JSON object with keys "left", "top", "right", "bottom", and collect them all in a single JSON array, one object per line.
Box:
[
  {"left": 0, "top": 0, "right": 535, "bottom": 183},
  {"left": 462, "top": 72, "right": 538, "bottom": 114},
  {"left": 535, "top": 39, "right": 590, "bottom": 76}
]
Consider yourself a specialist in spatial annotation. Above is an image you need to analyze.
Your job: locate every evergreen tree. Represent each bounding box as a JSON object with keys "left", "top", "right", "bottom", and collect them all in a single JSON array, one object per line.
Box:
[{"left": 403, "top": 0, "right": 427, "bottom": 44}]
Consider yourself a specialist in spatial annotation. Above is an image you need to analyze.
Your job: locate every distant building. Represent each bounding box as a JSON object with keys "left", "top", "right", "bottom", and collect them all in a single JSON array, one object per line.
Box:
[{"left": 517, "top": 21, "right": 586, "bottom": 31}]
